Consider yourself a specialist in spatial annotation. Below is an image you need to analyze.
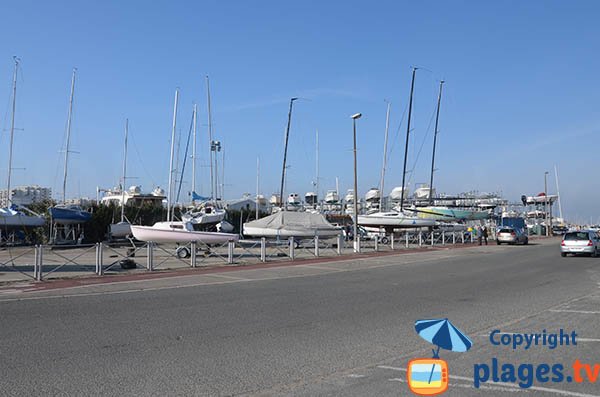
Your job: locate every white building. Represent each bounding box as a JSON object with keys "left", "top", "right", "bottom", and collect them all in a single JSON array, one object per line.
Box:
[{"left": 0, "top": 185, "right": 52, "bottom": 207}]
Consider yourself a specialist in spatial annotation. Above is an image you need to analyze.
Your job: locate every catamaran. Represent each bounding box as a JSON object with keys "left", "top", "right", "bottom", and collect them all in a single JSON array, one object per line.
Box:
[{"left": 358, "top": 68, "right": 435, "bottom": 230}]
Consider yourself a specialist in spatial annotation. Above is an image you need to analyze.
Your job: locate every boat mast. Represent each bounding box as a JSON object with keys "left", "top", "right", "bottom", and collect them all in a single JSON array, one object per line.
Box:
[
  {"left": 167, "top": 89, "right": 179, "bottom": 223},
  {"left": 380, "top": 101, "right": 391, "bottom": 211},
  {"left": 554, "top": 165, "right": 563, "bottom": 221},
  {"left": 120, "top": 119, "right": 129, "bottom": 223},
  {"left": 256, "top": 156, "right": 260, "bottom": 219},
  {"left": 316, "top": 129, "right": 319, "bottom": 200},
  {"left": 191, "top": 104, "right": 197, "bottom": 201},
  {"left": 400, "top": 67, "right": 417, "bottom": 212},
  {"left": 428, "top": 80, "right": 444, "bottom": 205},
  {"left": 279, "top": 97, "right": 298, "bottom": 210},
  {"left": 62, "top": 68, "right": 76, "bottom": 204},
  {"left": 6, "top": 57, "right": 19, "bottom": 206},
  {"left": 206, "top": 76, "right": 214, "bottom": 203}
]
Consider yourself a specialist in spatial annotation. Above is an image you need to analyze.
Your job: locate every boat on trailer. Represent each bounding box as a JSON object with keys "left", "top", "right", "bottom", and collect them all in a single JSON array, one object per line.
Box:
[{"left": 131, "top": 222, "right": 238, "bottom": 244}]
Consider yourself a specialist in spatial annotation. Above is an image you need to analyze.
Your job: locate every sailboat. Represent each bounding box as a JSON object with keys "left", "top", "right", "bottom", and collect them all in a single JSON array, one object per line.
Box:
[
  {"left": 358, "top": 68, "right": 436, "bottom": 231},
  {"left": 405, "top": 81, "right": 491, "bottom": 222},
  {"left": 182, "top": 79, "right": 226, "bottom": 228},
  {"left": 0, "top": 57, "right": 45, "bottom": 231},
  {"left": 49, "top": 69, "right": 92, "bottom": 225},
  {"left": 130, "top": 89, "right": 238, "bottom": 244},
  {"left": 109, "top": 119, "right": 132, "bottom": 238}
]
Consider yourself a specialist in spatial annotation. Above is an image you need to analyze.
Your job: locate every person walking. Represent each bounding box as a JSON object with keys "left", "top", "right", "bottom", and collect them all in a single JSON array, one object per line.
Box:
[
  {"left": 482, "top": 226, "right": 488, "bottom": 245},
  {"left": 477, "top": 226, "right": 483, "bottom": 245}
]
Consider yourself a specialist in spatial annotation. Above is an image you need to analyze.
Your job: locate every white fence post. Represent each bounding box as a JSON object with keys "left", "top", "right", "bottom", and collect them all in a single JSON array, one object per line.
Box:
[
  {"left": 147, "top": 242, "right": 154, "bottom": 271},
  {"left": 374, "top": 236, "right": 379, "bottom": 252},
  {"left": 96, "top": 242, "right": 104, "bottom": 275},
  {"left": 337, "top": 234, "right": 343, "bottom": 255},
  {"left": 260, "top": 237, "right": 267, "bottom": 262},
  {"left": 405, "top": 231, "right": 409, "bottom": 248},
  {"left": 228, "top": 241, "right": 234, "bottom": 264},
  {"left": 314, "top": 235, "right": 320, "bottom": 257},
  {"left": 390, "top": 232, "right": 395, "bottom": 250},
  {"left": 431, "top": 232, "right": 435, "bottom": 247},
  {"left": 452, "top": 232, "right": 456, "bottom": 245},
  {"left": 442, "top": 231, "right": 446, "bottom": 246},
  {"left": 470, "top": 232, "right": 474, "bottom": 243},
  {"left": 190, "top": 241, "right": 197, "bottom": 268},
  {"left": 289, "top": 237, "right": 295, "bottom": 260},
  {"left": 419, "top": 231, "right": 423, "bottom": 247},
  {"left": 34, "top": 245, "right": 42, "bottom": 281}
]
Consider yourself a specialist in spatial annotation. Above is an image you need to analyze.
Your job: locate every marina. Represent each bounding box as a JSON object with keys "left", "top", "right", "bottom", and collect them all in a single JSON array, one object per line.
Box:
[{"left": 1, "top": 3, "right": 599, "bottom": 396}]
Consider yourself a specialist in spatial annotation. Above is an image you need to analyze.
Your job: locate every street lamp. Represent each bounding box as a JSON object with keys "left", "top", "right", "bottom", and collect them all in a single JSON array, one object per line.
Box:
[
  {"left": 351, "top": 112, "right": 362, "bottom": 253},
  {"left": 544, "top": 171, "right": 549, "bottom": 236}
]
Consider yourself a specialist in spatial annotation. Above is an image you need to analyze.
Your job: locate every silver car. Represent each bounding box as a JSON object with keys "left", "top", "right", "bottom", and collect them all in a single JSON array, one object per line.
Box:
[
  {"left": 496, "top": 227, "right": 529, "bottom": 245},
  {"left": 561, "top": 231, "right": 600, "bottom": 257}
]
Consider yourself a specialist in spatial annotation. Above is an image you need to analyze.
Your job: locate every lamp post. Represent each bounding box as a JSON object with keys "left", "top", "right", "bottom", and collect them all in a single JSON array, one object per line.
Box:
[
  {"left": 351, "top": 113, "right": 362, "bottom": 253},
  {"left": 544, "top": 171, "right": 549, "bottom": 236}
]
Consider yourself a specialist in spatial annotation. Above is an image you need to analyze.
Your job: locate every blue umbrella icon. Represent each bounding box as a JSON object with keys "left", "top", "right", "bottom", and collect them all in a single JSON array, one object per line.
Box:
[{"left": 415, "top": 318, "right": 473, "bottom": 383}]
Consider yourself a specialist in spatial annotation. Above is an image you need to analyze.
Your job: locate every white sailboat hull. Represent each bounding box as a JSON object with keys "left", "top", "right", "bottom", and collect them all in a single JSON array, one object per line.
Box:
[
  {"left": 0, "top": 210, "right": 45, "bottom": 229},
  {"left": 358, "top": 211, "right": 436, "bottom": 228},
  {"left": 131, "top": 224, "right": 238, "bottom": 244}
]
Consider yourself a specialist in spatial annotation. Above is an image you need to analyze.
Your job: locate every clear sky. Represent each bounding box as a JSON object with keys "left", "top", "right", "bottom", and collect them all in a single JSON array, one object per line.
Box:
[{"left": 1, "top": 0, "right": 598, "bottom": 223}]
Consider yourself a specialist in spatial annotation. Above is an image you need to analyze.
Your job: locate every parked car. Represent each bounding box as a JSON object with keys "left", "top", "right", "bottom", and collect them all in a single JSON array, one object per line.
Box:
[
  {"left": 561, "top": 230, "right": 600, "bottom": 257},
  {"left": 496, "top": 227, "right": 528, "bottom": 245},
  {"left": 552, "top": 225, "right": 568, "bottom": 236}
]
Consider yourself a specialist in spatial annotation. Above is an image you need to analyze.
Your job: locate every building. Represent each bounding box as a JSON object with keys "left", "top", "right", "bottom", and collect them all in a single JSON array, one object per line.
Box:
[{"left": 0, "top": 185, "right": 52, "bottom": 207}]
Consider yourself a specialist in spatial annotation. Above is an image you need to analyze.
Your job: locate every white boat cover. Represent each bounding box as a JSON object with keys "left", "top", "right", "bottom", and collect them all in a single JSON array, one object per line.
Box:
[{"left": 243, "top": 211, "right": 341, "bottom": 237}]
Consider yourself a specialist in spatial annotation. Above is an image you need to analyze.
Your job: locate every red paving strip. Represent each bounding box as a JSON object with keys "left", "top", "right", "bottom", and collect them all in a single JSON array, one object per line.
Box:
[{"left": 0, "top": 237, "right": 555, "bottom": 294}]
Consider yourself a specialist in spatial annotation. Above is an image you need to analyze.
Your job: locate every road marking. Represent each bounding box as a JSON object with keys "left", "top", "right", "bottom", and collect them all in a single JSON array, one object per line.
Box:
[
  {"left": 388, "top": 378, "right": 524, "bottom": 393},
  {"left": 378, "top": 366, "right": 600, "bottom": 397},
  {"left": 345, "top": 374, "right": 365, "bottom": 378},
  {"left": 549, "top": 309, "right": 600, "bottom": 314}
]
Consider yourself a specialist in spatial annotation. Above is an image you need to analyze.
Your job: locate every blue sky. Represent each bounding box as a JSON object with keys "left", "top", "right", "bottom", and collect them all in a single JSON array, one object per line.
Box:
[{"left": 1, "top": 1, "right": 598, "bottom": 222}]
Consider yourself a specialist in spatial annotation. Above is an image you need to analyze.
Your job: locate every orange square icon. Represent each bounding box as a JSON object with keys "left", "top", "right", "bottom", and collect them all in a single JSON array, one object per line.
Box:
[{"left": 407, "top": 358, "right": 449, "bottom": 396}]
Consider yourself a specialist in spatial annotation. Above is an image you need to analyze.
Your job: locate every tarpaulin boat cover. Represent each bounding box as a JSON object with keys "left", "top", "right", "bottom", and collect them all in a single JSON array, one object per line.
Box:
[{"left": 244, "top": 211, "right": 339, "bottom": 233}]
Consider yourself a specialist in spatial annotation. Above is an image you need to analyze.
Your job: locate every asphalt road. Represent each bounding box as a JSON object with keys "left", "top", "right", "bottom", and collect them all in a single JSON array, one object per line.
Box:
[{"left": 1, "top": 238, "right": 599, "bottom": 396}]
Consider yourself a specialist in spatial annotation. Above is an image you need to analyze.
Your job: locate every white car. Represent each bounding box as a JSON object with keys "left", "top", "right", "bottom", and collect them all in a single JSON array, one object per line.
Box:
[{"left": 561, "top": 231, "right": 600, "bottom": 257}]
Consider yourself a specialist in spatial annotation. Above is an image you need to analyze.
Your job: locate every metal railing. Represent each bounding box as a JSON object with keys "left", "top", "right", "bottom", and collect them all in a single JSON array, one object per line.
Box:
[{"left": 0, "top": 230, "right": 480, "bottom": 282}]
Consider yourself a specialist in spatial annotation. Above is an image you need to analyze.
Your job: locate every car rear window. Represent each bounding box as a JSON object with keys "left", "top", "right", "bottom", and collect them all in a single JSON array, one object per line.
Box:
[
  {"left": 564, "top": 232, "right": 590, "bottom": 241},
  {"left": 499, "top": 229, "right": 513, "bottom": 233}
]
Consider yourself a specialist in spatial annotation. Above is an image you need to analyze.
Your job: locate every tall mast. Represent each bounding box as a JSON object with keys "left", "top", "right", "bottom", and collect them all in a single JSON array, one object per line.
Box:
[
  {"left": 62, "top": 68, "right": 76, "bottom": 204},
  {"left": 167, "top": 89, "right": 179, "bottom": 222},
  {"left": 380, "top": 101, "right": 391, "bottom": 211},
  {"left": 206, "top": 76, "right": 214, "bottom": 203},
  {"left": 120, "top": 119, "right": 129, "bottom": 222},
  {"left": 191, "top": 103, "right": 197, "bottom": 200},
  {"left": 315, "top": 129, "right": 319, "bottom": 199},
  {"left": 400, "top": 67, "right": 417, "bottom": 212},
  {"left": 6, "top": 57, "right": 19, "bottom": 206},
  {"left": 279, "top": 97, "right": 298, "bottom": 209},
  {"left": 428, "top": 80, "right": 444, "bottom": 205},
  {"left": 554, "top": 165, "right": 563, "bottom": 221},
  {"left": 256, "top": 157, "right": 260, "bottom": 219}
]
